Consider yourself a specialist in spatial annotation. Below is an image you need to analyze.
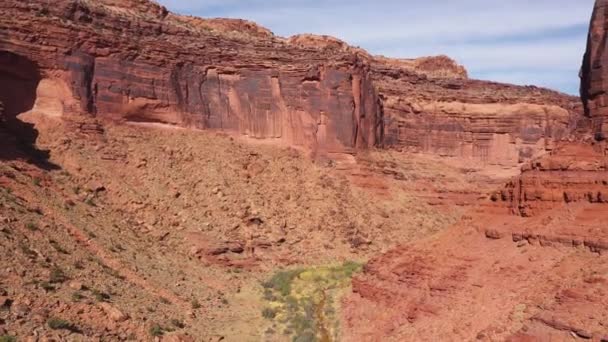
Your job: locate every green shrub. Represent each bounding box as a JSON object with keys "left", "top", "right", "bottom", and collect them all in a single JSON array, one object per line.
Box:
[
  {"left": 262, "top": 269, "right": 303, "bottom": 296},
  {"left": 49, "top": 267, "right": 68, "bottom": 283},
  {"left": 0, "top": 336, "right": 17, "bottom": 342},
  {"left": 48, "top": 317, "right": 78, "bottom": 331},
  {"left": 262, "top": 307, "right": 277, "bottom": 319},
  {"left": 92, "top": 289, "right": 110, "bottom": 302},
  {"left": 26, "top": 222, "right": 38, "bottom": 231},
  {"left": 149, "top": 324, "right": 164, "bottom": 337},
  {"left": 71, "top": 291, "right": 85, "bottom": 302}
]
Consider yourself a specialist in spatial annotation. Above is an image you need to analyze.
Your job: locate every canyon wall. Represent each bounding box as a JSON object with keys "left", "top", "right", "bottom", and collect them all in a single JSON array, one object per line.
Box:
[
  {"left": 0, "top": 0, "right": 381, "bottom": 154},
  {"left": 0, "top": 0, "right": 581, "bottom": 165},
  {"left": 373, "top": 57, "right": 582, "bottom": 167}
]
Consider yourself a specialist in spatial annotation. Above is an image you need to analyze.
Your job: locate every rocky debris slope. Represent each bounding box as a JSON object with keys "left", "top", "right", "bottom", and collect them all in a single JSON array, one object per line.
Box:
[
  {"left": 0, "top": 108, "right": 487, "bottom": 339},
  {"left": 1, "top": 0, "right": 582, "bottom": 166},
  {"left": 343, "top": 212, "right": 608, "bottom": 341}
]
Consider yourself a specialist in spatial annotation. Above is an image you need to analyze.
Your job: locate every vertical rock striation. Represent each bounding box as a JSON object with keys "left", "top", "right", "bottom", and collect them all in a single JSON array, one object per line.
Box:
[
  {"left": 582, "top": 0, "right": 608, "bottom": 139},
  {"left": 0, "top": 0, "right": 382, "bottom": 154},
  {"left": 0, "top": 0, "right": 581, "bottom": 165}
]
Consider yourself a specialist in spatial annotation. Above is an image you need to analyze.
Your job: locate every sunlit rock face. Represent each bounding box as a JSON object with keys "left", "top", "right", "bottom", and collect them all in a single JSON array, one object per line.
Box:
[
  {"left": 581, "top": 0, "right": 608, "bottom": 139},
  {"left": 0, "top": 0, "right": 581, "bottom": 165}
]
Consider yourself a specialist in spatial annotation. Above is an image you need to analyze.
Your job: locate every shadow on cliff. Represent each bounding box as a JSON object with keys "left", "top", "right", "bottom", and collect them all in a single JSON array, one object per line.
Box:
[{"left": 0, "top": 51, "right": 59, "bottom": 170}]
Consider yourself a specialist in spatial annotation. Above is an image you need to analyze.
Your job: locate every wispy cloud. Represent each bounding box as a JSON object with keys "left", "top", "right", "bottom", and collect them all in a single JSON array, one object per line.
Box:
[{"left": 156, "top": 0, "right": 595, "bottom": 95}]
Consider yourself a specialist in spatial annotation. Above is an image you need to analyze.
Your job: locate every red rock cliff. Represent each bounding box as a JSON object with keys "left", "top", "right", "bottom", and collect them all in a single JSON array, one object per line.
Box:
[
  {"left": 0, "top": 0, "right": 382, "bottom": 154},
  {"left": 373, "top": 56, "right": 582, "bottom": 167},
  {"left": 0, "top": 0, "right": 581, "bottom": 165},
  {"left": 581, "top": 0, "right": 608, "bottom": 139}
]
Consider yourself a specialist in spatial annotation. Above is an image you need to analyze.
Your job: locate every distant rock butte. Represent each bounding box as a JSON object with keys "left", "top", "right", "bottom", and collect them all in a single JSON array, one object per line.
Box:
[{"left": 0, "top": 0, "right": 582, "bottom": 165}]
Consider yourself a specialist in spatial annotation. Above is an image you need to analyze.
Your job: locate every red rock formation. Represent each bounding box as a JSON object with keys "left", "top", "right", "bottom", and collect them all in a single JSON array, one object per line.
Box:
[
  {"left": 373, "top": 57, "right": 582, "bottom": 167},
  {"left": 0, "top": 0, "right": 581, "bottom": 165},
  {"left": 581, "top": 0, "right": 608, "bottom": 138},
  {"left": 0, "top": 0, "right": 381, "bottom": 155},
  {"left": 495, "top": 142, "right": 608, "bottom": 216}
]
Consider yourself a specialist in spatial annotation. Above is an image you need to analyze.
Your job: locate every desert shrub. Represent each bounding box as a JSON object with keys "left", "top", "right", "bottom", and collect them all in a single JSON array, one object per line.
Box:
[
  {"left": 48, "top": 317, "right": 78, "bottom": 332},
  {"left": 49, "top": 267, "right": 68, "bottom": 283},
  {"left": 26, "top": 222, "right": 38, "bottom": 231},
  {"left": 40, "top": 281, "right": 55, "bottom": 292},
  {"left": 293, "top": 331, "right": 316, "bottom": 342},
  {"left": 71, "top": 291, "right": 85, "bottom": 302},
  {"left": 262, "top": 307, "right": 277, "bottom": 319},
  {"left": 0, "top": 336, "right": 16, "bottom": 342},
  {"left": 149, "top": 324, "right": 164, "bottom": 337},
  {"left": 170, "top": 318, "right": 185, "bottom": 329},
  {"left": 262, "top": 269, "right": 303, "bottom": 296},
  {"left": 92, "top": 289, "right": 110, "bottom": 302},
  {"left": 191, "top": 299, "right": 201, "bottom": 309}
]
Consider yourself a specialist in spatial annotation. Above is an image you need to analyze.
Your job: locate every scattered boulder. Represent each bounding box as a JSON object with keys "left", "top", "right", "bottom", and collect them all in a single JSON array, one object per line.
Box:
[{"left": 98, "top": 303, "right": 129, "bottom": 322}]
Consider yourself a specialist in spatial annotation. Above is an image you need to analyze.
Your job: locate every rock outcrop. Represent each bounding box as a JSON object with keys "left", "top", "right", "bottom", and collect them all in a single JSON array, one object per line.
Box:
[
  {"left": 581, "top": 0, "right": 608, "bottom": 139},
  {"left": 373, "top": 56, "right": 582, "bottom": 166},
  {"left": 0, "top": 0, "right": 581, "bottom": 165},
  {"left": 0, "top": 0, "right": 381, "bottom": 155},
  {"left": 496, "top": 142, "right": 608, "bottom": 216}
]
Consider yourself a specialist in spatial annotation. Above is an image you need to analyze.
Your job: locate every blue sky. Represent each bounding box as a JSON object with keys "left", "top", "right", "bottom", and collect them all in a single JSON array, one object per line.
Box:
[{"left": 156, "top": 0, "right": 595, "bottom": 95}]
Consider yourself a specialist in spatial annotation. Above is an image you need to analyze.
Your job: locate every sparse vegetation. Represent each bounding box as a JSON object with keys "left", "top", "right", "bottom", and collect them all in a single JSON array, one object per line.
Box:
[
  {"left": 92, "top": 289, "right": 111, "bottom": 302},
  {"left": 49, "top": 267, "right": 68, "bottom": 283},
  {"left": 171, "top": 318, "right": 185, "bottom": 329},
  {"left": 25, "top": 222, "right": 38, "bottom": 231},
  {"left": 149, "top": 324, "right": 165, "bottom": 337},
  {"left": 262, "top": 307, "right": 277, "bottom": 319},
  {"left": 191, "top": 299, "right": 201, "bottom": 309},
  {"left": 0, "top": 336, "right": 16, "bottom": 342},
  {"left": 49, "top": 240, "right": 69, "bottom": 254},
  {"left": 74, "top": 260, "right": 85, "bottom": 270},
  {"left": 40, "top": 281, "right": 55, "bottom": 292},
  {"left": 72, "top": 291, "right": 85, "bottom": 302},
  {"left": 261, "top": 261, "right": 364, "bottom": 341},
  {"left": 47, "top": 317, "right": 78, "bottom": 332}
]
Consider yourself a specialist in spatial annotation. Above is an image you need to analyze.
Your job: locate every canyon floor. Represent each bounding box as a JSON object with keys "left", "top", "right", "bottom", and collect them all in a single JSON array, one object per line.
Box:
[{"left": 0, "top": 111, "right": 519, "bottom": 341}]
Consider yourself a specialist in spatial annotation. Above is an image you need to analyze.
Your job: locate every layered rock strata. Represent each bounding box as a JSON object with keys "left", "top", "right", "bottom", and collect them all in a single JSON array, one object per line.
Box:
[
  {"left": 372, "top": 57, "right": 582, "bottom": 166},
  {"left": 496, "top": 142, "right": 608, "bottom": 216},
  {"left": 0, "top": 0, "right": 381, "bottom": 154},
  {"left": 0, "top": 0, "right": 582, "bottom": 165}
]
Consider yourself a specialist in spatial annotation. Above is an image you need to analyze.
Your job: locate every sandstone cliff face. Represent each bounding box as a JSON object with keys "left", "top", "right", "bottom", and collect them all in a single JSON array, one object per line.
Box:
[
  {"left": 373, "top": 57, "right": 582, "bottom": 166},
  {"left": 0, "top": 0, "right": 581, "bottom": 165},
  {"left": 0, "top": 0, "right": 381, "bottom": 154},
  {"left": 581, "top": 0, "right": 608, "bottom": 138}
]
